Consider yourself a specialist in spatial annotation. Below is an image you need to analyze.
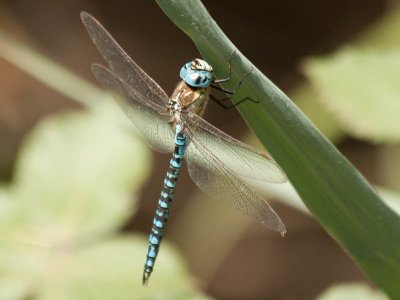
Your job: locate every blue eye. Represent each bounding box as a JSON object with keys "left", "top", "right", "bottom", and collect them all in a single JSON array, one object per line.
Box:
[{"left": 179, "top": 62, "right": 212, "bottom": 88}]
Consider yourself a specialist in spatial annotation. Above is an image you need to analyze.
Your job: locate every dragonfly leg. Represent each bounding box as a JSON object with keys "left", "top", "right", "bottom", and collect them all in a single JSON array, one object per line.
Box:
[
  {"left": 212, "top": 50, "right": 236, "bottom": 84},
  {"left": 212, "top": 49, "right": 254, "bottom": 94},
  {"left": 210, "top": 93, "right": 259, "bottom": 109},
  {"left": 210, "top": 50, "right": 256, "bottom": 108},
  {"left": 211, "top": 65, "right": 254, "bottom": 95}
]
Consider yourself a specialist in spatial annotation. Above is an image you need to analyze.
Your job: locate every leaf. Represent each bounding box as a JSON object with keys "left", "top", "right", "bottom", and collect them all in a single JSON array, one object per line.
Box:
[
  {"left": 155, "top": 0, "right": 400, "bottom": 297},
  {"left": 12, "top": 105, "right": 150, "bottom": 241},
  {"left": 0, "top": 108, "right": 208, "bottom": 299},
  {"left": 316, "top": 283, "right": 389, "bottom": 300},
  {"left": 304, "top": 48, "right": 400, "bottom": 142},
  {"left": 293, "top": 8, "right": 400, "bottom": 145},
  {"left": 0, "top": 107, "right": 152, "bottom": 298},
  {"left": 35, "top": 236, "right": 208, "bottom": 300},
  {"left": 0, "top": 189, "right": 40, "bottom": 299}
]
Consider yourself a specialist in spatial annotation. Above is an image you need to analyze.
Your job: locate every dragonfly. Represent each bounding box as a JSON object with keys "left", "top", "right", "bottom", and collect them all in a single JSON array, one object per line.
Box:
[{"left": 81, "top": 12, "right": 286, "bottom": 285}]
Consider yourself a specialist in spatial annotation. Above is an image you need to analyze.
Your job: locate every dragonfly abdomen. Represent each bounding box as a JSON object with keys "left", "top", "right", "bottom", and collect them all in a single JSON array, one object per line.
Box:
[{"left": 143, "top": 124, "right": 187, "bottom": 285}]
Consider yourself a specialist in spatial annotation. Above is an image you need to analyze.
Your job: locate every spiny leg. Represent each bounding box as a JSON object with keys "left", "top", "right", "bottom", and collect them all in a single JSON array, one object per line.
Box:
[
  {"left": 212, "top": 49, "right": 236, "bottom": 84},
  {"left": 143, "top": 125, "right": 187, "bottom": 285},
  {"left": 211, "top": 65, "right": 254, "bottom": 95},
  {"left": 210, "top": 51, "right": 256, "bottom": 108},
  {"left": 209, "top": 94, "right": 259, "bottom": 109},
  {"left": 210, "top": 66, "right": 257, "bottom": 108}
]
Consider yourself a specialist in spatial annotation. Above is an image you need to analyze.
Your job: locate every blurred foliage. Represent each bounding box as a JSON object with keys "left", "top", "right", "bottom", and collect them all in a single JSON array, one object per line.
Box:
[
  {"left": 12, "top": 108, "right": 147, "bottom": 238},
  {"left": 298, "top": 8, "right": 400, "bottom": 143},
  {"left": 0, "top": 105, "right": 207, "bottom": 299},
  {"left": 304, "top": 49, "right": 400, "bottom": 143},
  {"left": 317, "top": 283, "right": 389, "bottom": 300}
]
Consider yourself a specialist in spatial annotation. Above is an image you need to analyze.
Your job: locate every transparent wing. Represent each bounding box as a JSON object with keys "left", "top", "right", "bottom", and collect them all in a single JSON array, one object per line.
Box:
[
  {"left": 81, "top": 12, "right": 169, "bottom": 107},
  {"left": 92, "top": 64, "right": 174, "bottom": 153},
  {"left": 184, "top": 123, "right": 286, "bottom": 233},
  {"left": 186, "top": 114, "right": 286, "bottom": 183}
]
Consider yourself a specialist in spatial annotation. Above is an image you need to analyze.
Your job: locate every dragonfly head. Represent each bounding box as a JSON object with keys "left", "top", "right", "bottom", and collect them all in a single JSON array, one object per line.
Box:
[{"left": 180, "top": 59, "right": 213, "bottom": 88}]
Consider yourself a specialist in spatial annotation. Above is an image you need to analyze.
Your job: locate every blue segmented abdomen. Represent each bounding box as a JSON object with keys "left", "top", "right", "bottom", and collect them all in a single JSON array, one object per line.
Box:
[{"left": 142, "top": 123, "right": 187, "bottom": 285}]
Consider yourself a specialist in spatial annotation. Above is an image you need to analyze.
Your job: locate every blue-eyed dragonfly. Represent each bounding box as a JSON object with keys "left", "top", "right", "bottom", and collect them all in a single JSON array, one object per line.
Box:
[{"left": 81, "top": 12, "right": 286, "bottom": 285}]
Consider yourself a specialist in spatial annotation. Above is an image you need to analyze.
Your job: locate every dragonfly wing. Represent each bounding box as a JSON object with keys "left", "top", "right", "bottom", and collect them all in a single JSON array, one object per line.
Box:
[
  {"left": 81, "top": 12, "right": 170, "bottom": 107},
  {"left": 186, "top": 114, "right": 286, "bottom": 183},
  {"left": 92, "top": 64, "right": 174, "bottom": 153},
  {"left": 185, "top": 123, "right": 286, "bottom": 233}
]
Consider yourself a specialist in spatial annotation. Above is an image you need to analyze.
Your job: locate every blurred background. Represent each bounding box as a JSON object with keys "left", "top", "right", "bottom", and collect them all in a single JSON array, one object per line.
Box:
[{"left": 0, "top": 0, "right": 399, "bottom": 299}]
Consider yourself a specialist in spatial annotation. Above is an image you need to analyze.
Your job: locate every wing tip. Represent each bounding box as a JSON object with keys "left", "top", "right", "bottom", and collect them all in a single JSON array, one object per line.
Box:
[
  {"left": 279, "top": 172, "right": 288, "bottom": 183},
  {"left": 91, "top": 63, "right": 107, "bottom": 74},
  {"left": 263, "top": 218, "right": 286, "bottom": 236},
  {"left": 80, "top": 11, "right": 92, "bottom": 25},
  {"left": 276, "top": 219, "right": 287, "bottom": 236},
  {"left": 269, "top": 163, "right": 288, "bottom": 184},
  {"left": 259, "top": 202, "right": 287, "bottom": 235},
  {"left": 80, "top": 11, "right": 104, "bottom": 34},
  {"left": 90, "top": 64, "right": 112, "bottom": 85},
  {"left": 270, "top": 160, "right": 288, "bottom": 183}
]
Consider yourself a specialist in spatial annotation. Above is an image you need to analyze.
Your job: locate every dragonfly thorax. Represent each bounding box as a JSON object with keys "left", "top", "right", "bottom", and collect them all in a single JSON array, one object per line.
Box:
[
  {"left": 180, "top": 58, "right": 213, "bottom": 88},
  {"left": 171, "top": 81, "right": 209, "bottom": 117}
]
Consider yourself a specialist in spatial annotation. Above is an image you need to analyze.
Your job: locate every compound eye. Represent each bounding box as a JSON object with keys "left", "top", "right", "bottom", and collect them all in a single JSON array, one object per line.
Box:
[{"left": 190, "top": 73, "right": 199, "bottom": 81}]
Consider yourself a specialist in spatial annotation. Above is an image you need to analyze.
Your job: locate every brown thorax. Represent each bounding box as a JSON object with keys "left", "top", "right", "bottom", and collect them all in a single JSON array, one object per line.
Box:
[{"left": 170, "top": 81, "right": 209, "bottom": 118}]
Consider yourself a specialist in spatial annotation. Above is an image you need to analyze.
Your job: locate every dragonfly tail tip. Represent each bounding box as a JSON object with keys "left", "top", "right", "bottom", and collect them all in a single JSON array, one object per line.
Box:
[{"left": 142, "top": 271, "right": 151, "bottom": 286}]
